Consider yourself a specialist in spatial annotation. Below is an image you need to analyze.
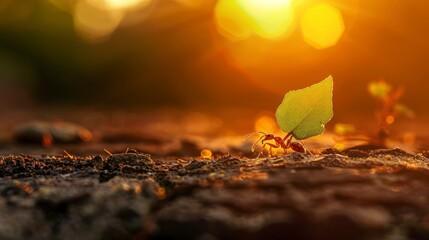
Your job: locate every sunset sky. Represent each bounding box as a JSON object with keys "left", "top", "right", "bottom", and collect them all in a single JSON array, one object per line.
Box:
[{"left": 1, "top": 0, "right": 428, "bottom": 119}]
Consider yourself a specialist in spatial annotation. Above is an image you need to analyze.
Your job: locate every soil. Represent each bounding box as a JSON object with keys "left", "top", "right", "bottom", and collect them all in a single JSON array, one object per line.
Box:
[{"left": 1, "top": 148, "right": 429, "bottom": 240}]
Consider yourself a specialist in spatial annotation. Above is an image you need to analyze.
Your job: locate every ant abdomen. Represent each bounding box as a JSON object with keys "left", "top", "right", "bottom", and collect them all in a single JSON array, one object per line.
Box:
[{"left": 290, "top": 142, "right": 305, "bottom": 153}]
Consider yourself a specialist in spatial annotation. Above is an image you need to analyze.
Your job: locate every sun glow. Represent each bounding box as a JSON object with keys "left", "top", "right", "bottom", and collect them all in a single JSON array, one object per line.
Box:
[
  {"left": 237, "top": 0, "right": 294, "bottom": 39},
  {"left": 72, "top": 0, "right": 151, "bottom": 42},
  {"left": 74, "top": 0, "right": 124, "bottom": 42},
  {"left": 300, "top": 3, "right": 345, "bottom": 49},
  {"left": 214, "top": 0, "right": 254, "bottom": 41},
  {"left": 215, "top": 0, "right": 294, "bottom": 40},
  {"left": 105, "top": 0, "right": 150, "bottom": 10},
  {"left": 215, "top": 0, "right": 345, "bottom": 49},
  {"left": 254, "top": 115, "right": 278, "bottom": 133}
]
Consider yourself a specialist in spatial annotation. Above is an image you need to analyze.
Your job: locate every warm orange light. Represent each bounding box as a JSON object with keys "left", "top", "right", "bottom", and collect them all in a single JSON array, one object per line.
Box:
[
  {"left": 300, "top": 3, "right": 344, "bottom": 49},
  {"left": 105, "top": 0, "right": 150, "bottom": 10},
  {"left": 200, "top": 149, "right": 213, "bottom": 159},
  {"left": 214, "top": 0, "right": 294, "bottom": 40},
  {"left": 72, "top": 0, "right": 151, "bottom": 42},
  {"left": 334, "top": 123, "right": 355, "bottom": 136},
  {"left": 386, "top": 115, "right": 395, "bottom": 124},
  {"left": 175, "top": 0, "right": 203, "bottom": 8},
  {"left": 254, "top": 115, "right": 278, "bottom": 133},
  {"left": 237, "top": 0, "right": 294, "bottom": 39},
  {"left": 333, "top": 143, "right": 346, "bottom": 152},
  {"left": 214, "top": 0, "right": 254, "bottom": 41},
  {"left": 73, "top": 0, "right": 124, "bottom": 42},
  {"left": 402, "top": 132, "right": 415, "bottom": 146}
]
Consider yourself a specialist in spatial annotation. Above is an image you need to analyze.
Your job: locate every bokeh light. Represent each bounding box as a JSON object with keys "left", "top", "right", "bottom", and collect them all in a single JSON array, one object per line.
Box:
[
  {"left": 214, "top": 0, "right": 294, "bottom": 40},
  {"left": 214, "top": 0, "right": 254, "bottom": 41},
  {"left": 72, "top": 0, "right": 152, "bottom": 42},
  {"left": 3, "top": 0, "right": 428, "bottom": 127},
  {"left": 254, "top": 115, "right": 278, "bottom": 133},
  {"left": 73, "top": 0, "right": 124, "bottom": 42},
  {"left": 237, "top": 0, "right": 294, "bottom": 39},
  {"left": 105, "top": 0, "right": 150, "bottom": 10},
  {"left": 200, "top": 149, "right": 213, "bottom": 159},
  {"left": 300, "top": 2, "right": 344, "bottom": 49}
]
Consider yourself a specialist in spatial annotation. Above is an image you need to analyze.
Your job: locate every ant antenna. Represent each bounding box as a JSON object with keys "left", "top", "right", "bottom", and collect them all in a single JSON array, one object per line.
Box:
[
  {"left": 243, "top": 131, "right": 266, "bottom": 141},
  {"left": 251, "top": 134, "right": 267, "bottom": 152},
  {"left": 243, "top": 132, "right": 258, "bottom": 141},
  {"left": 243, "top": 132, "right": 268, "bottom": 153}
]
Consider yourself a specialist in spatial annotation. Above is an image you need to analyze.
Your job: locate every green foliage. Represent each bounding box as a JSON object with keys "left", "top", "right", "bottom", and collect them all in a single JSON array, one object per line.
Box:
[{"left": 275, "top": 76, "right": 334, "bottom": 140}]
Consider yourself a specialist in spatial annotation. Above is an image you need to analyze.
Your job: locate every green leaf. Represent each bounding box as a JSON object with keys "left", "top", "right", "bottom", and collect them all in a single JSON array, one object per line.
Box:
[{"left": 275, "top": 76, "right": 334, "bottom": 140}]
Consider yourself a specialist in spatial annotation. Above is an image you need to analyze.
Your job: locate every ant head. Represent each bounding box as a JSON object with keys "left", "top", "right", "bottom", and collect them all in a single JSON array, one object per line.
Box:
[
  {"left": 243, "top": 132, "right": 276, "bottom": 153},
  {"left": 265, "top": 134, "right": 275, "bottom": 140},
  {"left": 259, "top": 132, "right": 274, "bottom": 140}
]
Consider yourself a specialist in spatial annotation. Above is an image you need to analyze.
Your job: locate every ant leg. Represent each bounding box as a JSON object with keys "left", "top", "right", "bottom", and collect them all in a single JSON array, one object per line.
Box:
[
  {"left": 281, "top": 133, "right": 297, "bottom": 154},
  {"left": 284, "top": 134, "right": 294, "bottom": 149},
  {"left": 258, "top": 143, "right": 280, "bottom": 157},
  {"left": 257, "top": 144, "right": 267, "bottom": 158},
  {"left": 282, "top": 132, "right": 293, "bottom": 142},
  {"left": 281, "top": 145, "right": 288, "bottom": 155},
  {"left": 257, "top": 143, "right": 270, "bottom": 158},
  {"left": 299, "top": 140, "right": 313, "bottom": 155}
]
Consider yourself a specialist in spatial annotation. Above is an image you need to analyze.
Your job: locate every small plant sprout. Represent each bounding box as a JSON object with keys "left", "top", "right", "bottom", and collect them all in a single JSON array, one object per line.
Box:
[
  {"left": 368, "top": 80, "right": 414, "bottom": 146},
  {"left": 245, "top": 76, "right": 334, "bottom": 157},
  {"left": 334, "top": 80, "right": 414, "bottom": 150}
]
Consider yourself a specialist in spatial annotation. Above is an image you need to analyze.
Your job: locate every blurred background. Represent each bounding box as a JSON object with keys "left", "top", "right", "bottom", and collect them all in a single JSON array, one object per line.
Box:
[{"left": 0, "top": 0, "right": 428, "bottom": 155}]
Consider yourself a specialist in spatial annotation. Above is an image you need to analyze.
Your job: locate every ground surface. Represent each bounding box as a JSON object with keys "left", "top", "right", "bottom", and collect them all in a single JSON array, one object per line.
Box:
[
  {"left": 1, "top": 109, "right": 429, "bottom": 239},
  {"left": 1, "top": 148, "right": 429, "bottom": 240}
]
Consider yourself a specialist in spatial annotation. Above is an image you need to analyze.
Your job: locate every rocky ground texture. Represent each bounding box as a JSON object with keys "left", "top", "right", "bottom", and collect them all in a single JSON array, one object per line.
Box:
[{"left": 1, "top": 148, "right": 429, "bottom": 240}]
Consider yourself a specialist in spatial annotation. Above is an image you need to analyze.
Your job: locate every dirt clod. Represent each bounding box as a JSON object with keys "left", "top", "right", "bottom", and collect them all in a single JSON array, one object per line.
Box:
[{"left": 345, "top": 149, "right": 370, "bottom": 158}]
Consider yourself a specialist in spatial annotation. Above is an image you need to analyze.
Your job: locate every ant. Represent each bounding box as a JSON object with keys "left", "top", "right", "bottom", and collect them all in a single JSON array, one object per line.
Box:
[{"left": 244, "top": 131, "right": 306, "bottom": 157}]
